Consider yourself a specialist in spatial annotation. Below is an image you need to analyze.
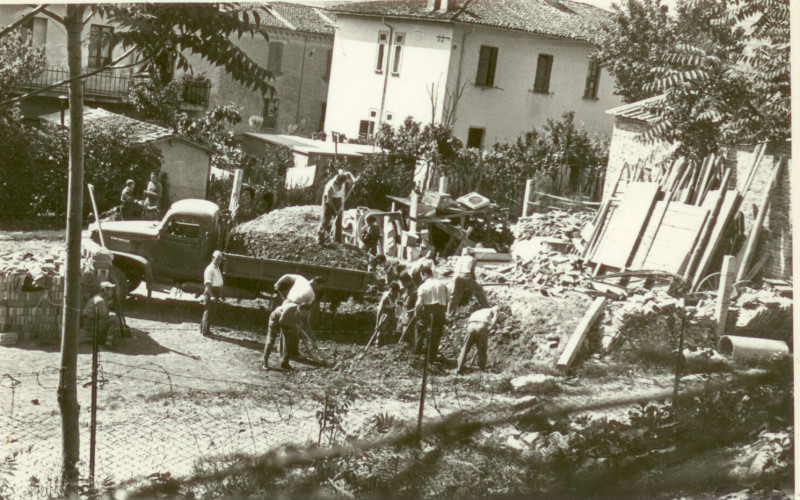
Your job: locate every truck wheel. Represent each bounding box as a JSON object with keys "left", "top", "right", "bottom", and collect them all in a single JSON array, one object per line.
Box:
[{"left": 109, "top": 266, "right": 130, "bottom": 299}]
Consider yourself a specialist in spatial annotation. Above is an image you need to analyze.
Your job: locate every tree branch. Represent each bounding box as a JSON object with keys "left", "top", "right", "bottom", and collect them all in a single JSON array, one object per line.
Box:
[
  {"left": 35, "top": 6, "right": 64, "bottom": 25},
  {"left": 0, "top": 5, "right": 47, "bottom": 39},
  {"left": 1, "top": 47, "right": 140, "bottom": 107}
]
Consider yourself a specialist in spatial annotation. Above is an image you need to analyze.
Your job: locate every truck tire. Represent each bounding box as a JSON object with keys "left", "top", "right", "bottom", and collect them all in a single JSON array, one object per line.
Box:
[{"left": 109, "top": 265, "right": 130, "bottom": 299}]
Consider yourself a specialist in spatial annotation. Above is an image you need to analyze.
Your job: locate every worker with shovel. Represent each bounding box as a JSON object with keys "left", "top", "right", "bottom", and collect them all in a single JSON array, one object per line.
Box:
[
  {"left": 413, "top": 267, "right": 448, "bottom": 361},
  {"left": 263, "top": 301, "right": 313, "bottom": 370},
  {"left": 396, "top": 271, "right": 417, "bottom": 345},
  {"left": 318, "top": 169, "right": 357, "bottom": 244},
  {"left": 456, "top": 306, "right": 500, "bottom": 374},
  {"left": 373, "top": 282, "right": 400, "bottom": 347},
  {"left": 448, "top": 247, "right": 489, "bottom": 316},
  {"left": 81, "top": 281, "right": 121, "bottom": 348}
]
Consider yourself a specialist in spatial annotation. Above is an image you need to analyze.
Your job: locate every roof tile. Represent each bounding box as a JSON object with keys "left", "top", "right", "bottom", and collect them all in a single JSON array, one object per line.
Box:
[
  {"left": 327, "top": 0, "right": 610, "bottom": 43},
  {"left": 259, "top": 2, "right": 336, "bottom": 36}
]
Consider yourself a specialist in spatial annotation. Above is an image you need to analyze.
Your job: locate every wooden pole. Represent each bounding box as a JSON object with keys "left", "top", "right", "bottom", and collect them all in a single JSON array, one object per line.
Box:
[
  {"left": 716, "top": 256, "right": 736, "bottom": 338},
  {"left": 735, "top": 158, "right": 783, "bottom": 281},
  {"left": 556, "top": 298, "right": 606, "bottom": 371},
  {"left": 58, "top": 5, "right": 85, "bottom": 495},
  {"left": 522, "top": 179, "right": 533, "bottom": 218},
  {"left": 229, "top": 168, "right": 244, "bottom": 220},
  {"left": 409, "top": 191, "right": 419, "bottom": 236}
]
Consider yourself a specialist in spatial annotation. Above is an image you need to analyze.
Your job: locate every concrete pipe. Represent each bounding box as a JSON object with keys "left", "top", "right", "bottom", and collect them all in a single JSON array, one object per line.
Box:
[{"left": 717, "top": 335, "right": 790, "bottom": 359}]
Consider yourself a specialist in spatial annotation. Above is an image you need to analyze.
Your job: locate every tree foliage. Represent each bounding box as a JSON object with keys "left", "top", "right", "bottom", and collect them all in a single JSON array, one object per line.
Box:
[
  {"left": 594, "top": 0, "right": 790, "bottom": 162},
  {"left": 99, "top": 3, "right": 273, "bottom": 93}
]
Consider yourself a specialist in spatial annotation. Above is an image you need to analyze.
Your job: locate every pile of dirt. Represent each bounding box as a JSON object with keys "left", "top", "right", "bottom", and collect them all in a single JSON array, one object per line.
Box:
[
  {"left": 513, "top": 210, "right": 594, "bottom": 241},
  {"left": 227, "top": 205, "right": 370, "bottom": 271}
]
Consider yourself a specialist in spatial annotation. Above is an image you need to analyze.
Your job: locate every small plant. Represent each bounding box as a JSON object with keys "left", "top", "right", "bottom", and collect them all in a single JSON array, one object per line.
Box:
[{"left": 316, "top": 391, "right": 353, "bottom": 447}]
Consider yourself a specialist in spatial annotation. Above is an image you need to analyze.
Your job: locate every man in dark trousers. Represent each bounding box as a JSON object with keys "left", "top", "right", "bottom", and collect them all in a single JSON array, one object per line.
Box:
[
  {"left": 142, "top": 171, "right": 163, "bottom": 220},
  {"left": 318, "top": 170, "right": 356, "bottom": 244},
  {"left": 448, "top": 247, "right": 489, "bottom": 316},
  {"left": 120, "top": 179, "right": 139, "bottom": 220},
  {"left": 201, "top": 251, "right": 223, "bottom": 337},
  {"left": 81, "top": 281, "right": 120, "bottom": 347},
  {"left": 413, "top": 266, "right": 448, "bottom": 361}
]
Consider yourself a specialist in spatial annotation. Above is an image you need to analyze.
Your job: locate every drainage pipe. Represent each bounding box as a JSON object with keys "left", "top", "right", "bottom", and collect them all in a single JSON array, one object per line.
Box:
[{"left": 717, "top": 335, "right": 789, "bottom": 359}]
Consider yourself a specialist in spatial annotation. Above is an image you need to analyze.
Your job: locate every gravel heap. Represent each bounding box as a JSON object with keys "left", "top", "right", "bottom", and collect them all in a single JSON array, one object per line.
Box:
[{"left": 227, "top": 205, "right": 371, "bottom": 271}]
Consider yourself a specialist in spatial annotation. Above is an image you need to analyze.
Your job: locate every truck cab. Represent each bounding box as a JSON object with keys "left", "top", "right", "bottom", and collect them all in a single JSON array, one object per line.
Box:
[{"left": 90, "top": 199, "right": 226, "bottom": 295}]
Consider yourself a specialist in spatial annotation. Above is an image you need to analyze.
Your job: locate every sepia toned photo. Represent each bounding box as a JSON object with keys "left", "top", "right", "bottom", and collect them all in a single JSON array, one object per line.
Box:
[{"left": 0, "top": 0, "right": 792, "bottom": 498}]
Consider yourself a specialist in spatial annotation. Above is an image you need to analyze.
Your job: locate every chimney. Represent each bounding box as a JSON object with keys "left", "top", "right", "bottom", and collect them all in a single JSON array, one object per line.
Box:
[{"left": 426, "top": 0, "right": 448, "bottom": 12}]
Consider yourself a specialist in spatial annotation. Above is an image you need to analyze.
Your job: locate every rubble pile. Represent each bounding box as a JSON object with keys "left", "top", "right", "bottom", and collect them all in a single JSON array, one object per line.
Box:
[
  {"left": 600, "top": 288, "right": 686, "bottom": 352},
  {"left": 513, "top": 210, "right": 594, "bottom": 241},
  {"left": 0, "top": 247, "right": 65, "bottom": 280},
  {"left": 227, "top": 205, "right": 370, "bottom": 271},
  {"left": 693, "top": 287, "right": 793, "bottom": 345}
]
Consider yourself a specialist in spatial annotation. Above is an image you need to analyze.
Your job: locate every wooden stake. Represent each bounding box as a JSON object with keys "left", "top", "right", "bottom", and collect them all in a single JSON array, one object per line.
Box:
[
  {"left": 716, "top": 256, "right": 736, "bottom": 338},
  {"left": 735, "top": 158, "right": 784, "bottom": 282},
  {"left": 522, "top": 179, "right": 533, "bottom": 218}
]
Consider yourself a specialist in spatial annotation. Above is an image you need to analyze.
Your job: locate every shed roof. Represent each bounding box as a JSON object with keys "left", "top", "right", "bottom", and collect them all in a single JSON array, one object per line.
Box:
[
  {"left": 606, "top": 95, "right": 666, "bottom": 124},
  {"left": 243, "top": 132, "right": 383, "bottom": 157},
  {"left": 40, "top": 107, "right": 211, "bottom": 152},
  {"left": 327, "top": 0, "right": 610, "bottom": 44}
]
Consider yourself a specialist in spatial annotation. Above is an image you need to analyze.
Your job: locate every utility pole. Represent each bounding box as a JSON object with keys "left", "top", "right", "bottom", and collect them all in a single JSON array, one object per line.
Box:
[{"left": 57, "top": 5, "right": 85, "bottom": 496}]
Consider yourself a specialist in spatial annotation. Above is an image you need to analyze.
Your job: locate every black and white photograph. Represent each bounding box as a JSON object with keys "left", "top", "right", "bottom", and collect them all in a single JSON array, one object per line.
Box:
[{"left": 0, "top": 0, "right": 793, "bottom": 498}]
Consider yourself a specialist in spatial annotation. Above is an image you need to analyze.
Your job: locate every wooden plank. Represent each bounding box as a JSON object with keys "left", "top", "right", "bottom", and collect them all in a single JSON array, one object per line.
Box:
[
  {"left": 583, "top": 199, "right": 613, "bottom": 261},
  {"left": 694, "top": 154, "right": 715, "bottom": 205},
  {"left": 690, "top": 189, "right": 742, "bottom": 291},
  {"left": 716, "top": 256, "right": 736, "bottom": 337},
  {"left": 640, "top": 203, "right": 709, "bottom": 273},
  {"left": 682, "top": 189, "right": 723, "bottom": 280},
  {"left": 735, "top": 158, "right": 784, "bottom": 281},
  {"left": 663, "top": 157, "right": 687, "bottom": 192},
  {"left": 591, "top": 182, "right": 660, "bottom": 269},
  {"left": 740, "top": 143, "right": 766, "bottom": 196},
  {"left": 557, "top": 297, "right": 607, "bottom": 371},
  {"left": 629, "top": 200, "right": 670, "bottom": 269}
]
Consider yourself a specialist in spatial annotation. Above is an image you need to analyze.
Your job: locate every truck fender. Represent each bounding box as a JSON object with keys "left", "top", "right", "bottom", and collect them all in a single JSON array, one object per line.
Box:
[{"left": 110, "top": 251, "right": 154, "bottom": 291}]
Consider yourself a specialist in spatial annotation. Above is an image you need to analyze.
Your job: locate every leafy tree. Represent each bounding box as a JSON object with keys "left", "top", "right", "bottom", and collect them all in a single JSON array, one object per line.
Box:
[{"left": 594, "top": 0, "right": 789, "bottom": 162}]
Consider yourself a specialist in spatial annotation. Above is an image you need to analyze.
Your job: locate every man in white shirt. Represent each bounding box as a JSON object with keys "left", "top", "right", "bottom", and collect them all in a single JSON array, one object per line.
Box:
[
  {"left": 274, "top": 274, "right": 323, "bottom": 333},
  {"left": 318, "top": 170, "right": 356, "bottom": 244},
  {"left": 201, "top": 251, "right": 224, "bottom": 337},
  {"left": 456, "top": 306, "right": 500, "bottom": 374},
  {"left": 448, "top": 247, "right": 489, "bottom": 316},
  {"left": 414, "top": 266, "right": 448, "bottom": 361}
]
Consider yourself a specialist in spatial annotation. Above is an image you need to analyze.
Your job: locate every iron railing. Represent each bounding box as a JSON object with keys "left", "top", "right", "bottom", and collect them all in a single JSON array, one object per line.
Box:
[{"left": 16, "top": 67, "right": 210, "bottom": 107}]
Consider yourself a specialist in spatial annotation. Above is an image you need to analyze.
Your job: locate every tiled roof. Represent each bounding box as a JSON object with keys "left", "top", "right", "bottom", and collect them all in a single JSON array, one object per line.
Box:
[
  {"left": 40, "top": 107, "right": 184, "bottom": 146},
  {"left": 606, "top": 95, "right": 666, "bottom": 124},
  {"left": 327, "top": 0, "right": 611, "bottom": 44},
  {"left": 258, "top": 2, "right": 336, "bottom": 36}
]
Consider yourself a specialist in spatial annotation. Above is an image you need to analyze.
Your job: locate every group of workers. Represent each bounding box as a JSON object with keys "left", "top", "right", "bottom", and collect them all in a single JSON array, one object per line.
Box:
[
  {"left": 120, "top": 172, "right": 164, "bottom": 221},
  {"left": 375, "top": 246, "right": 498, "bottom": 373}
]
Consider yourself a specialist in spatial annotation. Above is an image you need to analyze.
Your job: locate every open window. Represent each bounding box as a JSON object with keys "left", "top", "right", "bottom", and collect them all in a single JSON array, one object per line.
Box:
[{"left": 164, "top": 217, "right": 200, "bottom": 240}]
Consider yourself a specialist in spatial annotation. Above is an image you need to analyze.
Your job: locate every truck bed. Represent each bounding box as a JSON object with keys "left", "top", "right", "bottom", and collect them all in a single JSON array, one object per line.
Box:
[{"left": 221, "top": 252, "right": 373, "bottom": 294}]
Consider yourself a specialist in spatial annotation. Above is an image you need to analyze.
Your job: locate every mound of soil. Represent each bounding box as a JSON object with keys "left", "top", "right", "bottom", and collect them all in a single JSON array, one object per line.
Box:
[{"left": 227, "top": 205, "right": 371, "bottom": 271}]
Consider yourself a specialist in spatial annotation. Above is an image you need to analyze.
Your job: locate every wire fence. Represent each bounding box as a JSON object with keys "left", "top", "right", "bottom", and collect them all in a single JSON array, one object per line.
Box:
[{"left": 0, "top": 344, "right": 792, "bottom": 499}]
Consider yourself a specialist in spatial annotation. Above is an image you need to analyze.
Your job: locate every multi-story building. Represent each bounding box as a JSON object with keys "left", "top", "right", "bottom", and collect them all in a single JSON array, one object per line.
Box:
[
  {"left": 324, "top": 0, "right": 624, "bottom": 147},
  {"left": 0, "top": 5, "right": 210, "bottom": 119},
  {"left": 186, "top": 2, "right": 335, "bottom": 135}
]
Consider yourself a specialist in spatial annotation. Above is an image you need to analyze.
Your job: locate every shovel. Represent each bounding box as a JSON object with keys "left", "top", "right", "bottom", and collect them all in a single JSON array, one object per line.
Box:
[{"left": 364, "top": 313, "right": 388, "bottom": 352}]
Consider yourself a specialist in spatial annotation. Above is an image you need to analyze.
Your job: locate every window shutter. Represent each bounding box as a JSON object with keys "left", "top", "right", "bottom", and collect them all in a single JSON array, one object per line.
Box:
[
  {"left": 534, "top": 54, "right": 553, "bottom": 93},
  {"left": 476, "top": 46, "right": 490, "bottom": 86},
  {"left": 269, "top": 42, "right": 283, "bottom": 73}
]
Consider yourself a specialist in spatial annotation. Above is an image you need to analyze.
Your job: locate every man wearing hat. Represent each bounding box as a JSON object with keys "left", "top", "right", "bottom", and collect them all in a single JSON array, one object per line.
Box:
[
  {"left": 81, "top": 281, "right": 119, "bottom": 347},
  {"left": 201, "top": 250, "right": 224, "bottom": 337},
  {"left": 120, "top": 179, "right": 139, "bottom": 220}
]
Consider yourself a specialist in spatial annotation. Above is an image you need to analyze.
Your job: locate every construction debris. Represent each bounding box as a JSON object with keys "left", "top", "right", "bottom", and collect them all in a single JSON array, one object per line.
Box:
[
  {"left": 228, "top": 205, "right": 371, "bottom": 271},
  {"left": 513, "top": 210, "right": 594, "bottom": 242}
]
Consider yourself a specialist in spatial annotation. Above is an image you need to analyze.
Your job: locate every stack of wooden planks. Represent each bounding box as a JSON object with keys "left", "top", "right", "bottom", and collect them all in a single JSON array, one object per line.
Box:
[{"left": 581, "top": 146, "right": 782, "bottom": 291}]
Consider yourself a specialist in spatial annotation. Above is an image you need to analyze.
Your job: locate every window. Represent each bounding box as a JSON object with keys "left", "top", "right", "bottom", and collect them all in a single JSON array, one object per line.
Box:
[
  {"left": 268, "top": 42, "right": 283, "bottom": 74},
  {"left": 375, "top": 31, "right": 389, "bottom": 73},
  {"left": 88, "top": 25, "right": 113, "bottom": 68},
  {"left": 166, "top": 218, "right": 200, "bottom": 239},
  {"left": 466, "top": 127, "right": 485, "bottom": 149},
  {"left": 359, "top": 110, "right": 378, "bottom": 138},
  {"left": 385, "top": 112, "right": 394, "bottom": 122},
  {"left": 263, "top": 98, "right": 279, "bottom": 128},
  {"left": 584, "top": 60, "right": 601, "bottom": 99},
  {"left": 323, "top": 49, "right": 333, "bottom": 80},
  {"left": 475, "top": 45, "right": 498, "bottom": 87},
  {"left": 21, "top": 17, "right": 47, "bottom": 48},
  {"left": 391, "top": 33, "right": 405, "bottom": 76},
  {"left": 533, "top": 54, "right": 554, "bottom": 94}
]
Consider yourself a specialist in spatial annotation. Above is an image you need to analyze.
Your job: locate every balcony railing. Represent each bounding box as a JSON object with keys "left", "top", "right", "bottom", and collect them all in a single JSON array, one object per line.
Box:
[{"left": 16, "top": 67, "right": 210, "bottom": 107}]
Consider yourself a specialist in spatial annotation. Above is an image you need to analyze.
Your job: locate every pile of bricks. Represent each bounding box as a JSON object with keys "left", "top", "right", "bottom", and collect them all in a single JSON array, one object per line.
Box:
[
  {"left": 600, "top": 289, "right": 683, "bottom": 351},
  {"left": 0, "top": 274, "right": 64, "bottom": 344},
  {"left": 513, "top": 210, "right": 594, "bottom": 241}
]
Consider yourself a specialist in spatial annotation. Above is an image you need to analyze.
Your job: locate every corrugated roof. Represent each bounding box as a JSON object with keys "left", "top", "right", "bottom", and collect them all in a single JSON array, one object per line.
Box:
[
  {"left": 606, "top": 95, "right": 666, "bottom": 123},
  {"left": 327, "top": 0, "right": 610, "bottom": 44},
  {"left": 259, "top": 2, "right": 335, "bottom": 36}
]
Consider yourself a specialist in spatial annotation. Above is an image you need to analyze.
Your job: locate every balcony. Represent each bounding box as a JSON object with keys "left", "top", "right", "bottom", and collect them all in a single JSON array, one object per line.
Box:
[{"left": 16, "top": 67, "right": 210, "bottom": 108}]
